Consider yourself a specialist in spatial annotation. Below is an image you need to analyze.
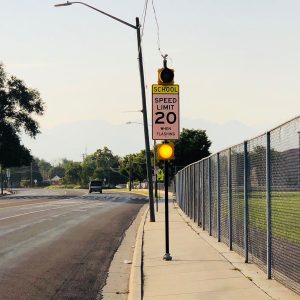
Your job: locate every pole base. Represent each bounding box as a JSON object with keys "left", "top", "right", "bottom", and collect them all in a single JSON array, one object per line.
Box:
[{"left": 163, "top": 253, "right": 172, "bottom": 261}]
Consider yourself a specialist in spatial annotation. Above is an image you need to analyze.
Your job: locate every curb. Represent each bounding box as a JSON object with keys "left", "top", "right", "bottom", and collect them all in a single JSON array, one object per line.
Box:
[{"left": 127, "top": 207, "right": 149, "bottom": 300}]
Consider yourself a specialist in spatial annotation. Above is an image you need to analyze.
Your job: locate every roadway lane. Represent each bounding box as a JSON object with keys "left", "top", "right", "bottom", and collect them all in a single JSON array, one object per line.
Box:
[{"left": 0, "top": 189, "right": 147, "bottom": 299}]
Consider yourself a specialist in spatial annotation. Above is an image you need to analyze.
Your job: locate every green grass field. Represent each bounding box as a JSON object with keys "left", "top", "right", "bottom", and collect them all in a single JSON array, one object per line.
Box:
[{"left": 246, "top": 191, "right": 300, "bottom": 244}]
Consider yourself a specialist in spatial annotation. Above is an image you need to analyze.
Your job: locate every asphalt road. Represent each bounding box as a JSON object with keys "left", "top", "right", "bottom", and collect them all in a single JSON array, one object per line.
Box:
[{"left": 0, "top": 188, "right": 147, "bottom": 300}]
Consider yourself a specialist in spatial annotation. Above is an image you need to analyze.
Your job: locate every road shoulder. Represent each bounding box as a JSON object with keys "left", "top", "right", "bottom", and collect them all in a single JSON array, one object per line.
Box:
[{"left": 101, "top": 204, "right": 147, "bottom": 299}]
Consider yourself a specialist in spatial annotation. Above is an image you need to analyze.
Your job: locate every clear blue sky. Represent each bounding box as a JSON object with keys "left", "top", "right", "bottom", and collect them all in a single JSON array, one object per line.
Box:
[{"left": 1, "top": 1, "right": 300, "bottom": 161}]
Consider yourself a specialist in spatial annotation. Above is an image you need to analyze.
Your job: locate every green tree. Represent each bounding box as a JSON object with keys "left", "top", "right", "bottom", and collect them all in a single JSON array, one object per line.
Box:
[
  {"left": 172, "top": 128, "right": 211, "bottom": 171},
  {"left": 63, "top": 161, "right": 82, "bottom": 185},
  {"left": 93, "top": 147, "right": 120, "bottom": 187},
  {"left": 9, "top": 158, "right": 43, "bottom": 187},
  {"left": 59, "top": 158, "right": 74, "bottom": 169},
  {"left": 81, "top": 147, "right": 122, "bottom": 187},
  {"left": 0, "top": 124, "right": 32, "bottom": 168},
  {"left": 81, "top": 154, "right": 97, "bottom": 185},
  {"left": 35, "top": 158, "right": 52, "bottom": 180},
  {"left": 93, "top": 166, "right": 106, "bottom": 181},
  {"left": 120, "top": 150, "right": 148, "bottom": 184},
  {"left": 49, "top": 166, "right": 65, "bottom": 179},
  {"left": 25, "top": 159, "right": 43, "bottom": 185},
  {"left": 48, "top": 159, "right": 75, "bottom": 180},
  {"left": 0, "top": 64, "right": 44, "bottom": 168},
  {"left": 119, "top": 155, "right": 132, "bottom": 184}
]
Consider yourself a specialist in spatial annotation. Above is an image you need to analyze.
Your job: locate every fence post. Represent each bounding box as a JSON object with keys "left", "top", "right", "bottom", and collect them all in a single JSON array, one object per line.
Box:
[
  {"left": 186, "top": 168, "right": 188, "bottom": 216},
  {"left": 184, "top": 171, "right": 186, "bottom": 211},
  {"left": 208, "top": 157, "right": 212, "bottom": 236},
  {"left": 177, "top": 174, "right": 179, "bottom": 204},
  {"left": 184, "top": 169, "right": 186, "bottom": 214},
  {"left": 193, "top": 163, "right": 197, "bottom": 222},
  {"left": 244, "top": 141, "right": 249, "bottom": 263},
  {"left": 178, "top": 173, "right": 181, "bottom": 208},
  {"left": 189, "top": 166, "right": 192, "bottom": 219},
  {"left": 187, "top": 168, "right": 189, "bottom": 216},
  {"left": 190, "top": 166, "right": 192, "bottom": 219},
  {"left": 202, "top": 160, "right": 205, "bottom": 230},
  {"left": 181, "top": 172, "right": 183, "bottom": 209},
  {"left": 179, "top": 173, "right": 181, "bottom": 209},
  {"left": 182, "top": 172, "right": 184, "bottom": 211},
  {"left": 266, "top": 131, "right": 272, "bottom": 279},
  {"left": 228, "top": 148, "right": 232, "bottom": 250},
  {"left": 198, "top": 163, "right": 201, "bottom": 227},
  {"left": 189, "top": 166, "right": 191, "bottom": 218},
  {"left": 217, "top": 153, "right": 221, "bottom": 242},
  {"left": 188, "top": 166, "right": 190, "bottom": 218},
  {"left": 192, "top": 165, "right": 195, "bottom": 221}
]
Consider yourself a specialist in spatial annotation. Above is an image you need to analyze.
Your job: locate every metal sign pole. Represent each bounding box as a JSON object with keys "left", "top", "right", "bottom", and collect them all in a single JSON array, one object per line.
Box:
[{"left": 163, "top": 159, "right": 172, "bottom": 261}]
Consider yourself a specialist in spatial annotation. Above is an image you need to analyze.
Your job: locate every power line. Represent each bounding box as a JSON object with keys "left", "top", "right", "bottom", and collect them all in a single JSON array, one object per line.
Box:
[
  {"left": 151, "top": 0, "right": 165, "bottom": 58},
  {"left": 141, "top": 0, "right": 149, "bottom": 40}
]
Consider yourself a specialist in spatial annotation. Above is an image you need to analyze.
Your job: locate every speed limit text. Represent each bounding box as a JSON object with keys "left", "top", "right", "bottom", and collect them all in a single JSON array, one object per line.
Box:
[{"left": 154, "top": 97, "right": 177, "bottom": 110}]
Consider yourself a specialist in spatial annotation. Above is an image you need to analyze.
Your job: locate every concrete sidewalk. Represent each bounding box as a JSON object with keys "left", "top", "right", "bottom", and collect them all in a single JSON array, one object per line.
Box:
[{"left": 128, "top": 200, "right": 299, "bottom": 300}]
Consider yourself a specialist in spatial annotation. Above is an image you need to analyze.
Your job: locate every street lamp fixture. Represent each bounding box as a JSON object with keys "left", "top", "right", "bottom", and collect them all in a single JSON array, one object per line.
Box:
[
  {"left": 55, "top": 1, "right": 155, "bottom": 221},
  {"left": 54, "top": 2, "right": 72, "bottom": 7},
  {"left": 126, "top": 121, "right": 142, "bottom": 125}
]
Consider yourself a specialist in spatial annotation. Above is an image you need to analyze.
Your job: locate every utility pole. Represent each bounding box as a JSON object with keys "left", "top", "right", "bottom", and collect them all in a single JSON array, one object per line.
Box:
[
  {"left": 0, "top": 165, "right": 3, "bottom": 195},
  {"left": 129, "top": 154, "right": 132, "bottom": 191},
  {"left": 30, "top": 162, "right": 33, "bottom": 188},
  {"left": 135, "top": 17, "right": 155, "bottom": 222}
]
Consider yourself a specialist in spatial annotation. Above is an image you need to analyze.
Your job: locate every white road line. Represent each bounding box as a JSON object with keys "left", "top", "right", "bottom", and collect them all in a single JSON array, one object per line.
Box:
[
  {"left": 0, "top": 194, "right": 90, "bottom": 210},
  {"left": 0, "top": 202, "right": 98, "bottom": 221}
]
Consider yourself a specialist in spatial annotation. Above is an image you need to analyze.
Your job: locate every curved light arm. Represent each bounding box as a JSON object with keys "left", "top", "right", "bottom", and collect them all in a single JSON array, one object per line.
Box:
[{"left": 54, "top": 1, "right": 137, "bottom": 30}]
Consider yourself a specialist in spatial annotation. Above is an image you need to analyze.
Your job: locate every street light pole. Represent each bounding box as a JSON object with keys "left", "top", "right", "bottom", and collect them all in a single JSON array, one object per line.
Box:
[
  {"left": 135, "top": 17, "right": 155, "bottom": 222},
  {"left": 0, "top": 165, "right": 3, "bottom": 195},
  {"left": 55, "top": 1, "right": 155, "bottom": 221},
  {"left": 129, "top": 154, "right": 132, "bottom": 191}
]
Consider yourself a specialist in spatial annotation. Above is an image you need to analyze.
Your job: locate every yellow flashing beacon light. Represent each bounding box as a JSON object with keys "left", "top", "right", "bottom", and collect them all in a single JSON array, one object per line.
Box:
[
  {"left": 158, "top": 67, "right": 174, "bottom": 85},
  {"left": 157, "top": 143, "right": 175, "bottom": 160},
  {"left": 157, "top": 57, "right": 174, "bottom": 85}
]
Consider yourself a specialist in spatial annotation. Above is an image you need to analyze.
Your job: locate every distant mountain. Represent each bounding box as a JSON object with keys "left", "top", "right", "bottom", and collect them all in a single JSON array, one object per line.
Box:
[
  {"left": 181, "top": 118, "right": 263, "bottom": 153},
  {"left": 22, "top": 118, "right": 262, "bottom": 163}
]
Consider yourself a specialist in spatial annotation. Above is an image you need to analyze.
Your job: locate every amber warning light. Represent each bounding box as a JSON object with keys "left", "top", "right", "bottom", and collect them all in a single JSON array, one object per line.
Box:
[{"left": 157, "top": 143, "right": 175, "bottom": 160}]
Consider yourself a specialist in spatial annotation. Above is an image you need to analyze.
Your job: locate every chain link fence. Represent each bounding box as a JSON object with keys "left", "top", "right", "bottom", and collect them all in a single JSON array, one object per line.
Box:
[{"left": 175, "top": 116, "right": 300, "bottom": 294}]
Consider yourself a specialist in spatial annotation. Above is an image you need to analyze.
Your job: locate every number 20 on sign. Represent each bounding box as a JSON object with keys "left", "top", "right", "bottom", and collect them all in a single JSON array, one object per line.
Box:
[{"left": 152, "top": 84, "right": 180, "bottom": 140}]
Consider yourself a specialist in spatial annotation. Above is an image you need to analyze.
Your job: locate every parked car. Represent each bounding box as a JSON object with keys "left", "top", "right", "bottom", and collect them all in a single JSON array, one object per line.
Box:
[{"left": 88, "top": 180, "right": 103, "bottom": 193}]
